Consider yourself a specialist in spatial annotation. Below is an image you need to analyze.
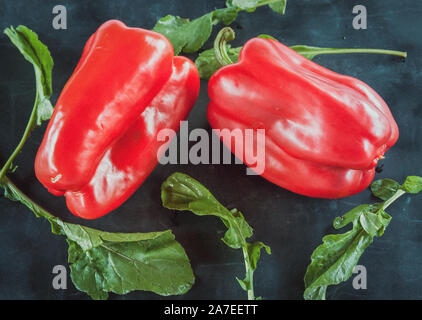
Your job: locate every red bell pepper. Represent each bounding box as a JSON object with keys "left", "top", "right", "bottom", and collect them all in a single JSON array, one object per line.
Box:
[
  {"left": 35, "top": 20, "right": 200, "bottom": 219},
  {"left": 207, "top": 29, "right": 399, "bottom": 199}
]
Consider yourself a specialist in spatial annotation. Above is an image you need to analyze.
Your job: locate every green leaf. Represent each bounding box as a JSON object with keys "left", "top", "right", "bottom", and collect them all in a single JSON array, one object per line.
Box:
[
  {"left": 153, "top": 8, "right": 240, "bottom": 56},
  {"left": 304, "top": 286, "right": 327, "bottom": 300},
  {"left": 161, "top": 172, "right": 253, "bottom": 249},
  {"left": 303, "top": 176, "right": 422, "bottom": 300},
  {"left": 226, "top": 0, "right": 260, "bottom": 12},
  {"left": 304, "top": 221, "right": 373, "bottom": 300},
  {"left": 51, "top": 218, "right": 173, "bottom": 251},
  {"left": 236, "top": 242, "right": 270, "bottom": 295},
  {"left": 236, "top": 275, "right": 251, "bottom": 291},
  {"left": 4, "top": 25, "right": 53, "bottom": 128},
  {"left": 304, "top": 204, "right": 393, "bottom": 300},
  {"left": 154, "top": 1, "right": 287, "bottom": 55},
  {"left": 333, "top": 203, "right": 390, "bottom": 237},
  {"left": 359, "top": 207, "right": 390, "bottom": 237},
  {"left": 305, "top": 205, "right": 393, "bottom": 300},
  {"left": 67, "top": 240, "right": 108, "bottom": 300},
  {"left": 269, "top": 1, "right": 287, "bottom": 15},
  {"left": 257, "top": 34, "right": 277, "bottom": 40},
  {"left": 68, "top": 230, "right": 194, "bottom": 300},
  {"left": 333, "top": 204, "right": 370, "bottom": 229},
  {"left": 213, "top": 7, "right": 240, "bottom": 25},
  {"left": 400, "top": 176, "right": 422, "bottom": 194},
  {"left": 371, "top": 178, "right": 401, "bottom": 200},
  {"left": 153, "top": 13, "right": 214, "bottom": 55},
  {"left": 161, "top": 172, "right": 270, "bottom": 300},
  {"left": 227, "top": 0, "right": 287, "bottom": 14},
  {"left": 246, "top": 241, "right": 271, "bottom": 270},
  {"left": 375, "top": 210, "right": 392, "bottom": 237}
]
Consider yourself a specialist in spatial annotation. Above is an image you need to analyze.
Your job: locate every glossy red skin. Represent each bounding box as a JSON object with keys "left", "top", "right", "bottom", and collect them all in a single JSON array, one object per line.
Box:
[
  {"left": 35, "top": 20, "right": 173, "bottom": 194},
  {"left": 208, "top": 38, "right": 399, "bottom": 199},
  {"left": 35, "top": 20, "right": 200, "bottom": 218},
  {"left": 66, "top": 57, "right": 199, "bottom": 219}
]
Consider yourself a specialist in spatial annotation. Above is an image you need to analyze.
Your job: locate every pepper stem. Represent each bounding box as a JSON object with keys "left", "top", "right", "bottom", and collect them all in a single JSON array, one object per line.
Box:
[{"left": 214, "top": 27, "right": 236, "bottom": 67}]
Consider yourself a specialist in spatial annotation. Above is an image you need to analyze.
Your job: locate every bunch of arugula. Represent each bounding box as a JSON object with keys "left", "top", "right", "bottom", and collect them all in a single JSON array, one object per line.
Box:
[
  {"left": 153, "top": 0, "right": 287, "bottom": 55},
  {"left": 0, "top": 25, "right": 194, "bottom": 300},
  {"left": 304, "top": 176, "right": 422, "bottom": 300},
  {"left": 161, "top": 172, "right": 271, "bottom": 300}
]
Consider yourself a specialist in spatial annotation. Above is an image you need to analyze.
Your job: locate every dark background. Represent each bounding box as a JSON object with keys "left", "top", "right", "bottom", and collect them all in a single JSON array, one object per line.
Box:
[{"left": 0, "top": 0, "right": 421, "bottom": 300}]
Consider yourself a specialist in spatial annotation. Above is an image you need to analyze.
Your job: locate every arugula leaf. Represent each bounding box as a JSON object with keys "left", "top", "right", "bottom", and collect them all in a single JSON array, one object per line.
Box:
[
  {"left": 153, "top": 12, "right": 216, "bottom": 56},
  {"left": 268, "top": 1, "right": 288, "bottom": 15},
  {"left": 161, "top": 173, "right": 253, "bottom": 249},
  {"left": 236, "top": 241, "right": 271, "bottom": 294},
  {"left": 153, "top": 1, "right": 286, "bottom": 55},
  {"left": 161, "top": 172, "right": 270, "bottom": 300},
  {"left": 226, "top": 0, "right": 287, "bottom": 14},
  {"left": 370, "top": 178, "right": 400, "bottom": 200},
  {"left": 304, "top": 222, "right": 373, "bottom": 300},
  {"left": 194, "top": 40, "right": 407, "bottom": 79},
  {"left": 68, "top": 230, "right": 194, "bottom": 300},
  {"left": 4, "top": 26, "right": 54, "bottom": 128},
  {"left": 304, "top": 176, "right": 422, "bottom": 300},
  {"left": 213, "top": 7, "right": 240, "bottom": 25},
  {"left": 401, "top": 176, "right": 422, "bottom": 194},
  {"left": 0, "top": 26, "right": 54, "bottom": 180},
  {"left": 1, "top": 26, "right": 194, "bottom": 300}
]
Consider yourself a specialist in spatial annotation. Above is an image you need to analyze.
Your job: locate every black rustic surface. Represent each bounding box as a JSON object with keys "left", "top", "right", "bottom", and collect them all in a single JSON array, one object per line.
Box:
[{"left": 0, "top": 0, "right": 421, "bottom": 300}]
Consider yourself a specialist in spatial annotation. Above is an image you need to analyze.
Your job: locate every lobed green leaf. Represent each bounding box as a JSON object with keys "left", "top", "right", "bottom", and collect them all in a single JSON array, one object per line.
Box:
[
  {"left": 153, "top": 13, "right": 215, "bottom": 55},
  {"left": 304, "top": 176, "right": 422, "bottom": 300},
  {"left": 246, "top": 241, "right": 271, "bottom": 270},
  {"left": 371, "top": 179, "right": 400, "bottom": 200},
  {"left": 304, "top": 222, "right": 373, "bottom": 300},
  {"left": 4, "top": 25, "right": 54, "bottom": 128},
  {"left": 227, "top": 0, "right": 287, "bottom": 14},
  {"left": 161, "top": 172, "right": 253, "bottom": 249},
  {"left": 68, "top": 230, "right": 194, "bottom": 300},
  {"left": 154, "top": 1, "right": 286, "bottom": 55},
  {"left": 400, "top": 176, "right": 422, "bottom": 194},
  {"left": 161, "top": 172, "right": 270, "bottom": 299}
]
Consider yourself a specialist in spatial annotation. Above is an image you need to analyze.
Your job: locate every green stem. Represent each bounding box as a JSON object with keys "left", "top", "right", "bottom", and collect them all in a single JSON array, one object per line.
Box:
[
  {"left": 383, "top": 189, "right": 406, "bottom": 210},
  {"left": 242, "top": 246, "right": 254, "bottom": 300},
  {"left": 2, "top": 175, "right": 55, "bottom": 220},
  {"left": 306, "top": 48, "right": 407, "bottom": 58},
  {"left": 214, "top": 27, "right": 236, "bottom": 67},
  {"left": 0, "top": 83, "right": 55, "bottom": 220},
  {"left": 0, "top": 92, "right": 39, "bottom": 181}
]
